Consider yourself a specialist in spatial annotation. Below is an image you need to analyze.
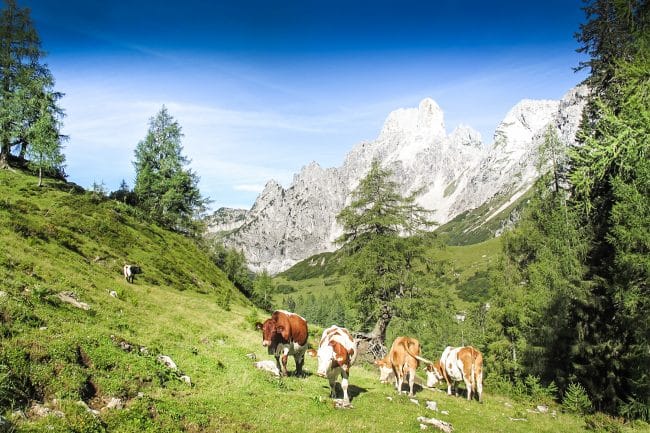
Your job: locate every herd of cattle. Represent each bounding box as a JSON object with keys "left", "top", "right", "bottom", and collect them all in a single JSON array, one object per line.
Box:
[{"left": 255, "top": 310, "right": 484, "bottom": 404}]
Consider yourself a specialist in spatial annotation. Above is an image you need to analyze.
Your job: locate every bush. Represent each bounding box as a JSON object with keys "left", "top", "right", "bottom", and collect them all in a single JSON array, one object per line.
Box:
[
  {"left": 584, "top": 413, "right": 623, "bottom": 433},
  {"left": 563, "top": 382, "right": 593, "bottom": 415}
]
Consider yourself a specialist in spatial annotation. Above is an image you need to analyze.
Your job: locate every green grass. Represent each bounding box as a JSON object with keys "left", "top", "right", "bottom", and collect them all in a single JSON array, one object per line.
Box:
[{"left": 1, "top": 169, "right": 648, "bottom": 432}]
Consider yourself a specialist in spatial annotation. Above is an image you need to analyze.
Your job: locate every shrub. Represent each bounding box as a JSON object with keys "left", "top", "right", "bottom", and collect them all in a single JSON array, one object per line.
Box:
[
  {"left": 563, "top": 382, "right": 593, "bottom": 415},
  {"left": 584, "top": 413, "right": 623, "bottom": 433}
]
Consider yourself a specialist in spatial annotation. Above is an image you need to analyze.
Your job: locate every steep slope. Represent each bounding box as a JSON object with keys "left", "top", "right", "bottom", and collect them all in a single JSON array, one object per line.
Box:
[{"left": 211, "top": 87, "right": 588, "bottom": 274}]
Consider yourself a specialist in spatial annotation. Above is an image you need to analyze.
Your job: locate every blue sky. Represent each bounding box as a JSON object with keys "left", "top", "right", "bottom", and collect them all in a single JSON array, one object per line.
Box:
[{"left": 22, "top": 0, "right": 588, "bottom": 210}]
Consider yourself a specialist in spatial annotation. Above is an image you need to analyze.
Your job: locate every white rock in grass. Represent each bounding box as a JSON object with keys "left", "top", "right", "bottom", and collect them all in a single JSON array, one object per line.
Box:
[
  {"left": 157, "top": 355, "right": 178, "bottom": 371},
  {"left": 105, "top": 397, "right": 123, "bottom": 410},
  {"left": 180, "top": 375, "right": 192, "bottom": 385},
  {"left": 416, "top": 416, "right": 453, "bottom": 433},
  {"left": 254, "top": 360, "right": 280, "bottom": 376},
  {"left": 109, "top": 290, "right": 118, "bottom": 298},
  {"left": 426, "top": 401, "right": 438, "bottom": 411},
  {"left": 420, "top": 424, "right": 428, "bottom": 430}
]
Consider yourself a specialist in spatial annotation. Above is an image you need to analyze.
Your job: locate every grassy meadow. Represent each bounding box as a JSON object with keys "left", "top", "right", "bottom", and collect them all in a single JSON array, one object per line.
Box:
[{"left": 1, "top": 169, "right": 648, "bottom": 432}]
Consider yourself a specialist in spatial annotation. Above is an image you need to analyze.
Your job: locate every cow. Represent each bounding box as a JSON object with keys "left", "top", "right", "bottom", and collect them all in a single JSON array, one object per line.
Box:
[
  {"left": 374, "top": 336, "right": 432, "bottom": 397},
  {"left": 310, "top": 325, "right": 358, "bottom": 403},
  {"left": 425, "top": 345, "right": 483, "bottom": 402},
  {"left": 123, "top": 264, "right": 142, "bottom": 283},
  {"left": 255, "top": 310, "right": 308, "bottom": 377}
]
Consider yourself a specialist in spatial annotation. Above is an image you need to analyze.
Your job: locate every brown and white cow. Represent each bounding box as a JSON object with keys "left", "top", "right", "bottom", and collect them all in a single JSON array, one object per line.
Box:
[
  {"left": 374, "top": 336, "right": 432, "bottom": 397},
  {"left": 311, "top": 325, "right": 358, "bottom": 403},
  {"left": 425, "top": 346, "right": 483, "bottom": 402},
  {"left": 255, "top": 310, "right": 308, "bottom": 376}
]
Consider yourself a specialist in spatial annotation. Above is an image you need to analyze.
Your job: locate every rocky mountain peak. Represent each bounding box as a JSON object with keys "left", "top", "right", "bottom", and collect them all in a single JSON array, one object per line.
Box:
[{"left": 210, "top": 86, "right": 588, "bottom": 274}]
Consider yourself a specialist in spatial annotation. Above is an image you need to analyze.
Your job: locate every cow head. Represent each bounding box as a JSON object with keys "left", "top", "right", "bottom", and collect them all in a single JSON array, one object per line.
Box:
[
  {"left": 255, "top": 319, "right": 284, "bottom": 354},
  {"left": 425, "top": 361, "right": 444, "bottom": 388},
  {"left": 316, "top": 341, "right": 350, "bottom": 377},
  {"left": 130, "top": 266, "right": 142, "bottom": 275},
  {"left": 374, "top": 358, "right": 394, "bottom": 383}
]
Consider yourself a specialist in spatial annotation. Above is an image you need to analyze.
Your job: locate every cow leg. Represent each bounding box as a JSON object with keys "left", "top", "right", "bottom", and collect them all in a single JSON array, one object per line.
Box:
[
  {"left": 464, "top": 376, "right": 472, "bottom": 400},
  {"left": 294, "top": 353, "right": 305, "bottom": 377},
  {"left": 476, "top": 371, "right": 483, "bottom": 402},
  {"left": 327, "top": 370, "right": 338, "bottom": 399},
  {"left": 274, "top": 355, "right": 282, "bottom": 374},
  {"left": 408, "top": 369, "right": 416, "bottom": 397},
  {"left": 341, "top": 370, "right": 350, "bottom": 403},
  {"left": 395, "top": 372, "right": 403, "bottom": 394}
]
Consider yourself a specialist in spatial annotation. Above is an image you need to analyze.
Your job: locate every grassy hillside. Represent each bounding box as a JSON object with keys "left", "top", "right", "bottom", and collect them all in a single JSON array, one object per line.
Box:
[{"left": 1, "top": 169, "right": 647, "bottom": 433}]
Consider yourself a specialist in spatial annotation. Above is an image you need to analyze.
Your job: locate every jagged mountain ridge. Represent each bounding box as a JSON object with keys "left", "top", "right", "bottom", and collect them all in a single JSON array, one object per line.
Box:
[{"left": 207, "top": 86, "right": 588, "bottom": 274}]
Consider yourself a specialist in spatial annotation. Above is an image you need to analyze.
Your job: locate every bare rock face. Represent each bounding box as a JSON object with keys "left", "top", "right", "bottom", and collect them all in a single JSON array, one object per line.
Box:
[{"left": 210, "top": 87, "right": 588, "bottom": 274}]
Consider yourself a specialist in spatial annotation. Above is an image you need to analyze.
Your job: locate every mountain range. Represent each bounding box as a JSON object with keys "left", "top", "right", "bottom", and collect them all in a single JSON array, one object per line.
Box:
[{"left": 206, "top": 86, "right": 588, "bottom": 274}]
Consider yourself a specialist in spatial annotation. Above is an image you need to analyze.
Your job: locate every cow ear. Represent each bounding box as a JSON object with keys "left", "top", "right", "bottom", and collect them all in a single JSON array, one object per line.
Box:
[{"left": 255, "top": 322, "right": 263, "bottom": 330}]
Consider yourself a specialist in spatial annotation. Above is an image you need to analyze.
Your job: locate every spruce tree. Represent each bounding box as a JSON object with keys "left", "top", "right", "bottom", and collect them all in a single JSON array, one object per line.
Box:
[
  {"left": 0, "top": 0, "right": 64, "bottom": 170},
  {"left": 133, "top": 106, "right": 207, "bottom": 234}
]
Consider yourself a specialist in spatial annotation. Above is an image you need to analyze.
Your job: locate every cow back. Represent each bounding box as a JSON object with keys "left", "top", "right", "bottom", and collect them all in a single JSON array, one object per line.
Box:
[{"left": 272, "top": 310, "right": 308, "bottom": 346}]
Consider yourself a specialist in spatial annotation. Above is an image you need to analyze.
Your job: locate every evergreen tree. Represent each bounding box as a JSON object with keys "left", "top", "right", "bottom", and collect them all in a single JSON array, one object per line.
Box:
[
  {"left": 0, "top": 0, "right": 65, "bottom": 170},
  {"left": 567, "top": 44, "right": 650, "bottom": 416},
  {"left": 336, "top": 160, "right": 433, "bottom": 349},
  {"left": 133, "top": 106, "right": 208, "bottom": 234},
  {"left": 251, "top": 270, "right": 274, "bottom": 311}
]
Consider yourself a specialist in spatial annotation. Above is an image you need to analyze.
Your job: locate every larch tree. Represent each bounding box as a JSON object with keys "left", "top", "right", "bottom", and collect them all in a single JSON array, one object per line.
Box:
[
  {"left": 133, "top": 106, "right": 208, "bottom": 234},
  {"left": 336, "top": 159, "right": 433, "bottom": 354},
  {"left": 0, "top": 0, "right": 65, "bottom": 172}
]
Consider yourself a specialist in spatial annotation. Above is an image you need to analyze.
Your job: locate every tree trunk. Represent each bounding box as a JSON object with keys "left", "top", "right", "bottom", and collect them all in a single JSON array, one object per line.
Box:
[
  {"left": 370, "top": 303, "right": 392, "bottom": 343},
  {"left": 355, "top": 304, "right": 392, "bottom": 360},
  {"left": 38, "top": 167, "right": 42, "bottom": 187},
  {"left": 0, "top": 145, "right": 9, "bottom": 169}
]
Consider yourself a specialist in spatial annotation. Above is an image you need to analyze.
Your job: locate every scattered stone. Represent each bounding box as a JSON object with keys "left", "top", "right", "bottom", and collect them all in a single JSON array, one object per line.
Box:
[
  {"left": 426, "top": 401, "right": 438, "bottom": 411},
  {"left": 119, "top": 341, "right": 133, "bottom": 352},
  {"left": 180, "top": 375, "right": 192, "bottom": 385},
  {"left": 109, "top": 290, "right": 118, "bottom": 298},
  {"left": 410, "top": 398, "right": 420, "bottom": 405},
  {"left": 420, "top": 424, "right": 428, "bottom": 430},
  {"left": 333, "top": 399, "right": 353, "bottom": 409},
  {"left": 254, "top": 360, "right": 280, "bottom": 376},
  {"left": 157, "top": 355, "right": 178, "bottom": 371},
  {"left": 440, "top": 411, "right": 449, "bottom": 415},
  {"left": 386, "top": 396, "right": 393, "bottom": 401},
  {"left": 28, "top": 403, "right": 64, "bottom": 419},
  {"left": 536, "top": 405, "right": 549, "bottom": 413},
  {"left": 39, "top": 326, "right": 47, "bottom": 331},
  {"left": 77, "top": 400, "right": 99, "bottom": 416},
  {"left": 504, "top": 402, "right": 513, "bottom": 408},
  {"left": 139, "top": 346, "right": 149, "bottom": 355},
  {"left": 417, "top": 416, "right": 453, "bottom": 433},
  {"left": 57, "top": 291, "right": 90, "bottom": 310},
  {"left": 137, "top": 392, "right": 145, "bottom": 398},
  {"left": 0, "top": 291, "right": 6, "bottom": 297},
  {"left": 105, "top": 397, "right": 123, "bottom": 410},
  {"left": 245, "top": 353, "right": 257, "bottom": 360},
  {"left": 508, "top": 417, "right": 528, "bottom": 422}
]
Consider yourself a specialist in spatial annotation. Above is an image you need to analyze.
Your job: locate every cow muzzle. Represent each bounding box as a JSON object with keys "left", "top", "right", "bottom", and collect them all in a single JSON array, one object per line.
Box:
[
  {"left": 316, "top": 370, "right": 327, "bottom": 378},
  {"left": 262, "top": 340, "right": 270, "bottom": 347}
]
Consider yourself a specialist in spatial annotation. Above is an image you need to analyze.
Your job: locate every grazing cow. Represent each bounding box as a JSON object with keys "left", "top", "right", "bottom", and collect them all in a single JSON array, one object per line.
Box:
[
  {"left": 374, "top": 336, "right": 432, "bottom": 397},
  {"left": 255, "top": 310, "right": 308, "bottom": 376},
  {"left": 123, "top": 264, "right": 141, "bottom": 283},
  {"left": 425, "top": 346, "right": 483, "bottom": 402},
  {"left": 311, "top": 325, "right": 358, "bottom": 403}
]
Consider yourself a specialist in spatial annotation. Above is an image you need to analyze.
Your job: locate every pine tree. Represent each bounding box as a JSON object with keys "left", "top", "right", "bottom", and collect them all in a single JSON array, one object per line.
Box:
[
  {"left": 0, "top": 0, "right": 65, "bottom": 170},
  {"left": 133, "top": 106, "right": 208, "bottom": 234},
  {"left": 336, "top": 160, "right": 433, "bottom": 349}
]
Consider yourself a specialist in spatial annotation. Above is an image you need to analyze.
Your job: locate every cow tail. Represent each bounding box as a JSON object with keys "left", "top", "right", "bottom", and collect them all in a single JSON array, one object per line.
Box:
[
  {"left": 404, "top": 342, "right": 434, "bottom": 366},
  {"left": 469, "top": 347, "right": 477, "bottom": 393}
]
